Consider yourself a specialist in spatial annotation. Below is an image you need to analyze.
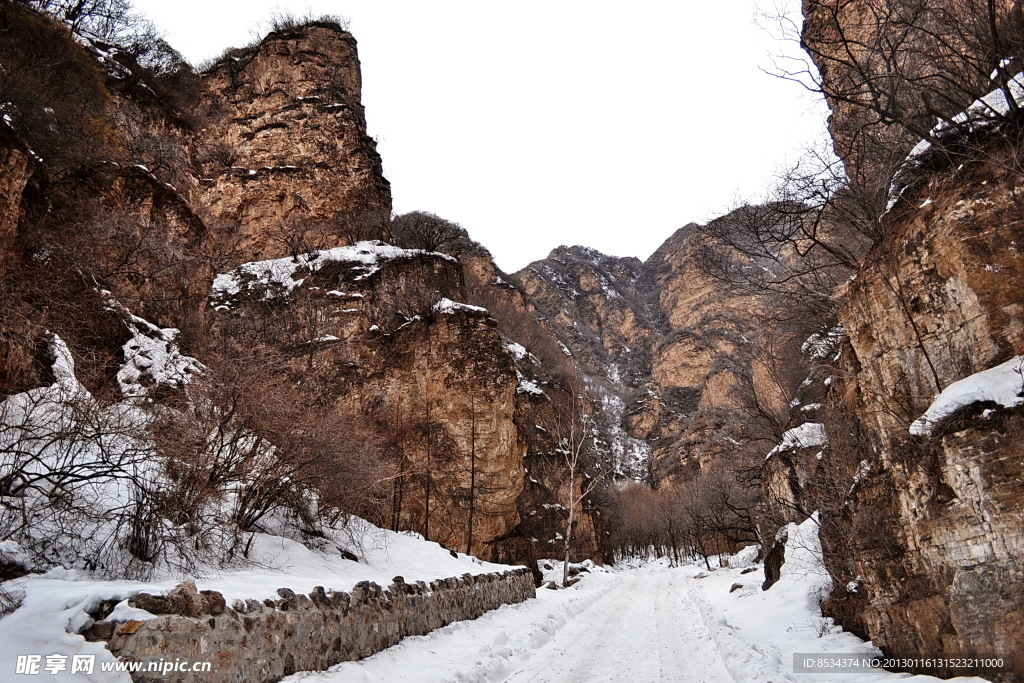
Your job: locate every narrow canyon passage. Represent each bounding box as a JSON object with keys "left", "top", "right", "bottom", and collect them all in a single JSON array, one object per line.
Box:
[{"left": 286, "top": 563, "right": 781, "bottom": 683}]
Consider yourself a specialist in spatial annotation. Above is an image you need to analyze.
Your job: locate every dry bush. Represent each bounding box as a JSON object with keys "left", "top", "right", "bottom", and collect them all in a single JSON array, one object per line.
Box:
[
  {"left": 388, "top": 211, "right": 466, "bottom": 253},
  {"left": 0, "top": 4, "right": 122, "bottom": 176},
  {"left": 266, "top": 9, "right": 350, "bottom": 34}
]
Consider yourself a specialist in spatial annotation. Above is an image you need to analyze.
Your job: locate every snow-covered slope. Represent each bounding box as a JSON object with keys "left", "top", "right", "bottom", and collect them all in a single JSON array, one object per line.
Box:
[{"left": 0, "top": 519, "right": 515, "bottom": 682}]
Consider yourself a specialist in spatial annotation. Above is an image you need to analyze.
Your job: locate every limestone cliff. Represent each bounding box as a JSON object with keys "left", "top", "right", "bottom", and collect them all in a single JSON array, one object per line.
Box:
[
  {"left": 515, "top": 218, "right": 788, "bottom": 489},
  {"left": 792, "top": 2, "right": 1024, "bottom": 676},
  {"left": 0, "top": 7, "right": 603, "bottom": 572},
  {"left": 515, "top": 246, "right": 659, "bottom": 481},
  {"left": 816, "top": 142, "right": 1024, "bottom": 677},
  {"left": 195, "top": 23, "right": 391, "bottom": 263}
]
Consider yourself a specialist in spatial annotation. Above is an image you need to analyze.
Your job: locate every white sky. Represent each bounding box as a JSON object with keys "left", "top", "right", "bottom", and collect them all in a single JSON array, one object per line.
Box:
[{"left": 132, "top": 0, "right": 828, "bottom": 273}]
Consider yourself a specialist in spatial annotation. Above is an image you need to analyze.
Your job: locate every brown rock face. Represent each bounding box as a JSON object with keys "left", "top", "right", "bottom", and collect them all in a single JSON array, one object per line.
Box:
[
  {"left": 2, "top": 12, "right": 604, "bottom": 571},
  {"left": 801, "top": 0, "right": 1023, "bottom": 188},
  {"left": 210, "top": 248, "right": 525, "bottom": 560},
  {"left": 0, "top": 135, "right": 30, "bottom": 273},
  {"left": 844, "top": 148, "right": 1024, "bottom": 444},
  {"left": 514, "top": 246, "right": 658, "bottom": 481},
  {"left": 515, "top": 222, "right": 784, "bottom": 488},
  {"left": 820, "top": 142, "right": 1024, "bottom": 677},
  {"left": 195, "top": 23, "right": 391, "bottom": 263}
]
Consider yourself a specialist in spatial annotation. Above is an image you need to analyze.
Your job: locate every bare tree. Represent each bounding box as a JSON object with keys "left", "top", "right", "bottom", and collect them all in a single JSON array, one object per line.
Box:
[
  {"left": 771, "top": 0, "right": 1024, "bottom": 191},
  {"left": 554, "top": 388, "right": 607, "bottom": 585}
]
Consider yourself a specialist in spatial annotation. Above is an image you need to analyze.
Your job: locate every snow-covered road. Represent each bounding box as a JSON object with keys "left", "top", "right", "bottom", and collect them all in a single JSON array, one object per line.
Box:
[
  {"left": 288, "top": 519, "right": 984, "bottom": 683},
  {"left": 504, "top": 568, "right": 734, "bottom": 683}
]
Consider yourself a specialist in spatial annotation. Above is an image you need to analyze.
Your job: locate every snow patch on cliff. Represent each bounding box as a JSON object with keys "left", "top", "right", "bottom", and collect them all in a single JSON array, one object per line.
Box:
[
  {"left": 766, "top": 423, "right": 827, "bottom": 460},
  {"left": 910, "top": 355, "right": 1024, "bottom": 436}
]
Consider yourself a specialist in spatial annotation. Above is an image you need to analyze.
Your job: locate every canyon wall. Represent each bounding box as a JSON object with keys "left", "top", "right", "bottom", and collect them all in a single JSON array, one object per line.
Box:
[
  {"left": 0, "top": 6, "right": 600, "bottom": 572},
  {"left": 797, "top": 1, "right": 1024, "bottom": 676},
  {"left": 515, "top": 217, "right": 789, "bottom": 491}
]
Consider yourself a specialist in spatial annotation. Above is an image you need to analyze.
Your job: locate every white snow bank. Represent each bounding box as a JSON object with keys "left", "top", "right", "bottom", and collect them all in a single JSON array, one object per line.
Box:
[
  {"left": 117, "top": 321, "right": 203, "bottom": 400},
  {"left": 432, "top": 298, "right": 488, "bottom": 315},
  {"left": 101, "top": 293, "right": 203, "bottom": 399},
  {"left": 910, "top": 355, "right": 1024, "bottom": 436},
  {"left": 210, "top": 241, "right": 452, "bottom": 306},
  {"left": 766, "top": 423, "right": 827, "bottom": 460},
  {"left": 287, "top": 526, "right": 978, "bottom": 683}
]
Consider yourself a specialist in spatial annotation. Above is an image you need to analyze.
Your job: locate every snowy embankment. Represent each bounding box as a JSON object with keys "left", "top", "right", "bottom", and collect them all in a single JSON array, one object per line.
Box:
[
  {"left": 0, "top": 522, "right": 513, "bottom": 682},
  {"left": 209, "top": 240, "right": 455, "bottom": 309},
  {"left": 287, "top": 517, "right": 987, "bottom": 683}
]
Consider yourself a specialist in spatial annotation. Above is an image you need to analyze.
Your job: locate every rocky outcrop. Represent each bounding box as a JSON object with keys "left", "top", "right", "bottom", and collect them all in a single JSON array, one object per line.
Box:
[
  {"left": 195, "top": 23, "right": 391, "bottom": 263},
  {"left": 515, "top": 220, "right": 785, "bottom": 488},
  {"left": 0, "top": 132, "right": 30, "bottom": 273},
  {"left": 801, "top": 0, "right": 1021, "bottom": 187},
  {"left": 209, "top": 245, "right": 527, "bottom": 560},
  {"left": 814, "top": 142, "right": 1024, "bottom": 678},
  {"left": 514, "top": 246, "right": 659, "bottom": 481}
]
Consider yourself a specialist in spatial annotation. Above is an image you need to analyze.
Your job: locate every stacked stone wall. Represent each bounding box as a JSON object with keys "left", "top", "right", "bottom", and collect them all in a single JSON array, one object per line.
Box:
[{"left": 84, "top": 568, "right": 536, "bottom": 682}]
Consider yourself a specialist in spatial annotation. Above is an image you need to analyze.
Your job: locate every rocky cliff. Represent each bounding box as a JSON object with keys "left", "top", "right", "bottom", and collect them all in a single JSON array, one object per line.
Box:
[
  {"left": 515, "top": 216, "right": 789, "bottom": 489},
  {"left": 0, "top": 7, "right": 600, "bottom": 574},
  {"left": 194, "top": 23, "right": 391, "bottom": 263},
  {"left": 812, "top": 137, "right": 1024, "bottom": 677},
  {"left": 792, "top": 1, "right": 1024, "bottom": 676}
]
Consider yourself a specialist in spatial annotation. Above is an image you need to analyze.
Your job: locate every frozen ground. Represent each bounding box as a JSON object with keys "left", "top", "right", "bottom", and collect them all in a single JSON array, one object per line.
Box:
[{"left": 287, "top": 518, "right": 989, "bottom": 683}]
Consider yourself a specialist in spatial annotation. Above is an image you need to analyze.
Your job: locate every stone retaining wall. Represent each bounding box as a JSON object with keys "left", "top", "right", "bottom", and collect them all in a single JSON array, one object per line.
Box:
[{"left": 83, "top": 568, "right": 536, "bottom": 682}]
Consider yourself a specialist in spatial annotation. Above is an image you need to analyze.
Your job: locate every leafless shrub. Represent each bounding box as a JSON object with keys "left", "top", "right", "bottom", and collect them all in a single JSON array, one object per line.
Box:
[
  {"left": 389, "top": 211, "right": 467, "bottom": 253},
  {"left": 266, "top": 9, "right": 350, "bottom": 34}
]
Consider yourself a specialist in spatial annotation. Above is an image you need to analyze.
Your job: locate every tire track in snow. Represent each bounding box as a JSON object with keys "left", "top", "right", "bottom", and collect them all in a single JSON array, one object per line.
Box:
[
  {"left": 505, "top": 566, "right": 735, "bottom": 683},
  {"left": 654, "top": 570, "right": 736, "bottom": 683}
]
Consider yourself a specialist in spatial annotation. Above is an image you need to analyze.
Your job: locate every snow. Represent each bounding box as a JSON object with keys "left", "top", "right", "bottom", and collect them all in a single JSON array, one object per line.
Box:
[
  {"left": 0, "top": 332, "right": 168, "bottom": 580},
  {"left": 0, "top": 520, "right": 514, "bottom": 683},
  {"left": 909, "top": 355, "right": 1024, "bottom": 436},
  {"left": 112, "top": 311, "right": 203, "bottom": 400},
  {"left": 285, "top": 517, "right": 979, "bottom": 683},
  {"left": 598, "top": 391, "right": 650, "bottom": 480},
  {"left": 433, "top": 298, "right": 488, "bottom": 315},
  {"left": 502, "top": 341, "right": 530, "bottom": 362},
  {"left": 210, "top": 241, "right": 450, "bottom": 308},
  {"left": 515, "top": 370, "right": 545, "bottom": 397},
  {"left": 887, "top": 71, "right": 1024, "bottom": 212},
  {"left": 801, "top": 326, "right": 845, "bottom": 361},
  {"left": 766, "top": 423, "right": 827, "bottom": 460}
]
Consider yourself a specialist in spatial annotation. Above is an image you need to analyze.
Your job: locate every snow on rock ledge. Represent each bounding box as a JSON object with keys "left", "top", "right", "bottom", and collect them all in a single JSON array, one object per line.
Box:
[
  {"left": 910, "top": 355, "right": 1024, "bottom": 436},
  {"left": 432, "top": 297, "right": 488, "bottom": 315},
  {"left": 765, "top": 423, "right": 827, "bottom": 460},
  {"left": 210, "top": 241, "right": 453, "bottom": 309},
  {"left": 887, "top": 71, "right": 1024, "bottom": 212}
]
